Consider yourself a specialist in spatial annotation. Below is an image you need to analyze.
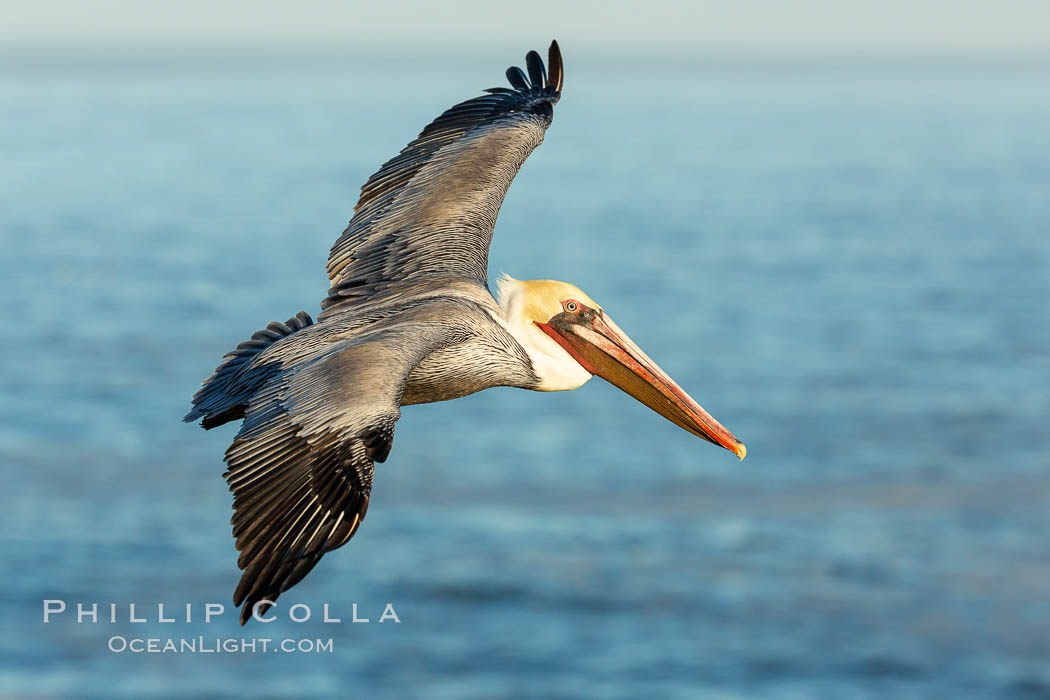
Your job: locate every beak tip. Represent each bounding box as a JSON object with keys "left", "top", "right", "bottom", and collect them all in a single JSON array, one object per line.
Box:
[{"left": 733, "top": 442, "right": 747, "bottom": 461}]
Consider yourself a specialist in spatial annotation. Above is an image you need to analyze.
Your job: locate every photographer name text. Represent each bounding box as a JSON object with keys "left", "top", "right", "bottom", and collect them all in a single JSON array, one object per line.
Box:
[{"left": 42, "top": 600, "right": 400, "bottom": 624}]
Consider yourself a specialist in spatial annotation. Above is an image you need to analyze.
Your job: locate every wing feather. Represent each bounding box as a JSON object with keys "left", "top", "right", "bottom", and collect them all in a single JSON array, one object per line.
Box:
[
  {"left": 321, "top": 41, "right": 564, "bottom": 318},
  {"left": 220, "top": 309, "right": 468, "bottom": 624},
  {"left": 525, "top": 50, "right": 546, "bottom": 87}
]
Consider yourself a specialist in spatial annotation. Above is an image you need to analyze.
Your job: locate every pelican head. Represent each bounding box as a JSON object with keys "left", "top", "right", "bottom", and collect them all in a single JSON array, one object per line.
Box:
[{"left": 497, "top": 275, "right": 746, "bottom": 460}]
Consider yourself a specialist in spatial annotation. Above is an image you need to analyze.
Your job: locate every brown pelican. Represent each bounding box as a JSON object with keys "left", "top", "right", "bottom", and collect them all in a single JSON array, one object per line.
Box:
[{"left": 186, "top": 41, "right": 745, "bottom": 624}]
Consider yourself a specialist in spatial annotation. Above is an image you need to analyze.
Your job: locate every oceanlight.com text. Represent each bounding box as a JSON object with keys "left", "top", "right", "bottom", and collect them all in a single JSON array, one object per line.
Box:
[{"left": 107, "top": 636, "right": 334, "bottom": 654}]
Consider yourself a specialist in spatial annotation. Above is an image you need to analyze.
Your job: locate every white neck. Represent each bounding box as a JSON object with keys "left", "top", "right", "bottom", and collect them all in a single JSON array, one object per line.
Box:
[{"left": 494, "top": 275, "right": 593, "bottom": 392}]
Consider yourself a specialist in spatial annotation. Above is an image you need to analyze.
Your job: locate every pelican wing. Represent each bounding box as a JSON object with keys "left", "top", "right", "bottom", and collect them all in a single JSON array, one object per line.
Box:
[
  {"left": 222, "top": 316, "right": 457, "bottom": 624},
  {"left": 321, "top": 41, "right": 564, "bottom": 319}
]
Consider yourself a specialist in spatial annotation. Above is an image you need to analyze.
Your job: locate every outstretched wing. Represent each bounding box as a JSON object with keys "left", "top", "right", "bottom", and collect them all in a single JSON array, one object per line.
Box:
[
  {"left": 321, "top": 41, "right": 564, "bottom": 319},
  {"left": 223, "top": 317, "right": 462, "bottom": 624}
]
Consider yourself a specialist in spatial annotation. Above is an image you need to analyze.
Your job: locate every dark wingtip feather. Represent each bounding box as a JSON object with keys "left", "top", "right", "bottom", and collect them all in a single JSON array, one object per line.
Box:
[
  {"left": 183, "top": 311, "right": 314, "bottom": 429},
  {"left": 548, "top": 40, "right": 563, "bottom": 95},
  {"left": 506, "top": 66, "right": 529, "bottom": 91},
  {"left": 501, "top": 41, "right": 562, "bottom": 103},
  {"left": 525, "top": 50, "right": 545, "bottom": 87}
]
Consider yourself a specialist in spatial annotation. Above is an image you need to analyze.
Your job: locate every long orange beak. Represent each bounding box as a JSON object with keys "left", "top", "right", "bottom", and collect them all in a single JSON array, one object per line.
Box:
[{"left": 538, "top": 309, "right": 746, "bottom": 460}]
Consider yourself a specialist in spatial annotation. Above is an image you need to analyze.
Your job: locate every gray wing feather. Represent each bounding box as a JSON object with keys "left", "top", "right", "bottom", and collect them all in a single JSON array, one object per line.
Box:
[
  {"left": 321, "top": 41, "right": 563, "bottom": 319},
  {"left": 224, "top": 313, "right": 465, "bottom": 624}
]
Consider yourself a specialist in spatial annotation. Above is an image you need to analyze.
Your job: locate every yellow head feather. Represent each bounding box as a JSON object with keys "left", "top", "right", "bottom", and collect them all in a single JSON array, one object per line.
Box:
[{"left": 496, "top": 275, "right": 601, "bottom": 325}]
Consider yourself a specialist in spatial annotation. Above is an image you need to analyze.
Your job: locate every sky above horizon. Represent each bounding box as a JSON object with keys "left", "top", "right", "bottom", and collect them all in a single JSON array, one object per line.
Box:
[{"left": 4, "top": 0, "right": 1049, "bottom": 57}]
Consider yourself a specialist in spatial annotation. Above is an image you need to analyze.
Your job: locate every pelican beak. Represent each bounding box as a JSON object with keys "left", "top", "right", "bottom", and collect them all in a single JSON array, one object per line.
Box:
[{"left": 538, "top": 309, "right": 746, "bottom": 460}]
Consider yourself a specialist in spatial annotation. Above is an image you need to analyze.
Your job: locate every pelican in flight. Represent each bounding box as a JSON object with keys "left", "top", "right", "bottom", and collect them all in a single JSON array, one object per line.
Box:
[{"left": 186, "top": 41, "right": 745, "bottom": 624}]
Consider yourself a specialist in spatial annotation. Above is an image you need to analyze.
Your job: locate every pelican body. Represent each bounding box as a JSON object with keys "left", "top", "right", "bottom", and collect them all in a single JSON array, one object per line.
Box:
[{"left": 186, "top": 41, "right": 745, "bottom": 624}]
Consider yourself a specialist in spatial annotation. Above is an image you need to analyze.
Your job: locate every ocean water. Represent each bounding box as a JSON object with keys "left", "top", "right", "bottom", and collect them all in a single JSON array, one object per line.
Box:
[{"left": 1, "top": 52, "right": 1048, "bottom": 698}]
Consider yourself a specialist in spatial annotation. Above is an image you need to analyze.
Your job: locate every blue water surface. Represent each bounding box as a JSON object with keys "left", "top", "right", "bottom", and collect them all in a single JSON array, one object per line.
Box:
[{"left": 1, "top": 51, "right": 1048, "bottom": 698}]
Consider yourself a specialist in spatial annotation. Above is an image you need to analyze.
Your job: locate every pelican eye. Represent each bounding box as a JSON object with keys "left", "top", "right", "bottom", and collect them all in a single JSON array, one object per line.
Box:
[{"left": 564, "top": 301, "right": 579, "bottom": 313}]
